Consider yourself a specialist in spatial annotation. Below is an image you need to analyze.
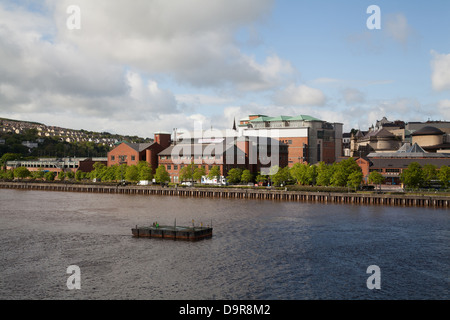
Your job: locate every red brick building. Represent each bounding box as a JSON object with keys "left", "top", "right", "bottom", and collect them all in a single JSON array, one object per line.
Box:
[
  {"left": 157, "top": 137, "right": 289, "bottom": 183},
  {"left": 157, "top": 142, "right": 248, "bottom": 183},
  {"left": 107, "top": 132, "right": 171, "bottom": 171},
  {"left": 238, "top": 114, "right": 343, "bottom": 166},
  {"left": 355, "top": 143, "right": 450, "bottom": 185}
]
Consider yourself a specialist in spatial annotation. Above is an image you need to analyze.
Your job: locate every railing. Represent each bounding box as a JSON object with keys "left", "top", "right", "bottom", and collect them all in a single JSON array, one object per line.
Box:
[{"left": 0, "top": 181, "right": 448, "bottom": 208}]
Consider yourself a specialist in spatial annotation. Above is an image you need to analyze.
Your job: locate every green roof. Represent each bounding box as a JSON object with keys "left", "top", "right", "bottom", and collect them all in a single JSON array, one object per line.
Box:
[
  {"left": 268, "top": 115, "right": 292, "bottom": 121},
  {"left": 289, "top": 115, "right": 322, "bottom": 121},
  {"left": 249, "top": 114, "right": 322, "bottom": 123},
  {"left": 249, "top": 116, "right": 273, "bottom": 122}
]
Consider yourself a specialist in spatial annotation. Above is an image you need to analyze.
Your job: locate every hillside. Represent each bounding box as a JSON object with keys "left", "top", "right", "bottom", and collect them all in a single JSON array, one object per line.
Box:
[{"left": 0, "top": 117, "right": 153, "bottom": 159}]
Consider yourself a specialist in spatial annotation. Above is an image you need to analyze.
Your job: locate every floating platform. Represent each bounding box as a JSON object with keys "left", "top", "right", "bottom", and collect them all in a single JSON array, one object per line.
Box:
[{"left": 132, "top": 225, "right": 213, "bottom": 241}]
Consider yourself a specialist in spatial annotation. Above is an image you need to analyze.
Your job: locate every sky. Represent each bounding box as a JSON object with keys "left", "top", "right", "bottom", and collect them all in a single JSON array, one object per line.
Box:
[{"left": 0, "top": 0, "right": 449, "bottom": 138}]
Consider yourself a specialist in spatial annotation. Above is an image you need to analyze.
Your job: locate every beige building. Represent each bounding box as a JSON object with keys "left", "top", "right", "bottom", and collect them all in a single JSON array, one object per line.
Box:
[
  {"left": 411, "top": 126, "right": 450, "bottom": 153},
  {"left": 351, "top": 127, "right": 402, "bottom": 157}
]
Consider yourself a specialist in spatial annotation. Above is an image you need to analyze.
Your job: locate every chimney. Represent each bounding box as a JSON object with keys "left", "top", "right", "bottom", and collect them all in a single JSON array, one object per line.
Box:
[{"left": 154, "top": 132, "right": 171, "bottom": 149}]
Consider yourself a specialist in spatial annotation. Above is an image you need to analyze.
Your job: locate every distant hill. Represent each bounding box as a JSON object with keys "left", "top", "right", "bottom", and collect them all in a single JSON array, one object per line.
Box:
[
  {"left": 0, "top": 117, "right": 153, "bottom": 159},
  {"left": 0, "top": 117, "right": 152, "bottom": 146}
]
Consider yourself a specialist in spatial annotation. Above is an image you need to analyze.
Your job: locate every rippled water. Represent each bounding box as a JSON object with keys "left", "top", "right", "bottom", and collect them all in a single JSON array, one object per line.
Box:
[{"left": 0, "top": 189, "right": 448, "bottom": 300}]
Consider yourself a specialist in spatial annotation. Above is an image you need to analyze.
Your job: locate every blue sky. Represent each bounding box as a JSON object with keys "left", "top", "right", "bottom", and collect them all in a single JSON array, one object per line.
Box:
[{"left": 0, "top": 0, "right": 449, "bottom": 137}]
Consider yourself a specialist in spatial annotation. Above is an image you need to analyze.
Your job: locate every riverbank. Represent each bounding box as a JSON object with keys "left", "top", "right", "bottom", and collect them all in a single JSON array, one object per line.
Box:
[{"left": 1, "top": 181, "right": 449, "bottom": 208}]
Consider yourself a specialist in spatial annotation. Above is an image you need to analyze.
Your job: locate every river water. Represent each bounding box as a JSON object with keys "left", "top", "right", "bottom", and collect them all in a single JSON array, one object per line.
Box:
[{"left": 0, "top": 189, "right": 448, "bottom": 300}]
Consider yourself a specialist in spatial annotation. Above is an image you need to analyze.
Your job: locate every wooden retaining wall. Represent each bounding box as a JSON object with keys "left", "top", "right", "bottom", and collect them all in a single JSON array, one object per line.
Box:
[{"left": 0, "top": 182, "right": 449, "bottom": 208}]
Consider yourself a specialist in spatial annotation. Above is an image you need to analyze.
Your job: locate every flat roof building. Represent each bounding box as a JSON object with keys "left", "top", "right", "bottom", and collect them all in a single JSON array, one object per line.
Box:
[
  {"left": 238, "top": 114, "right": 343, "bottom": 165},
  {"left": 6, "top": 157, "right": 107, "bottom": 173},
  {"left": 356, "top": 143, "right": 450, "bottom": 185}
]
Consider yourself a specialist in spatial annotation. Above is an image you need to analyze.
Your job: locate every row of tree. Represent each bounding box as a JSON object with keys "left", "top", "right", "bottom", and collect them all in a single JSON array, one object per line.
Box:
[
  {"left": 0, "top": 166, "right": 59, "bottom": 181},
  {"left": 398, "top": 162, "right": 450, "bottom": 189},
  {"left": 256, "top": 158, "right": 364, "bottom": 189},
  {"left": 2, "top": 158, "right": 449, "bottom": 190},
  {"left": 222, "top": 159, "right": 450, "bottom": 190}
]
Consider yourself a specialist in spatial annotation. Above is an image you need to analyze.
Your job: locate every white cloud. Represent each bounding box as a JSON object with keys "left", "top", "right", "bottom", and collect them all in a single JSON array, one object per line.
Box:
[
  {"left": 273, "top": 84, "right": 326, "bottom": 107},
  {"left": 0, "top": 0, "right": 302, "bottom": 137},
  {"left": 341, "top": 88, "right": 365, "bottom": 105},
  {"left": 431, "top": 50, "right": 450, "bottom": 92},
  {"left": 0, "top": 1, "right": 295, "bottom": 136},
  {"left": 384, "top": 13, "right": 414, "bottom": 46},
  {"left": 48, "top": 0, "right": 290, "bottom": 92},
  {"left": 176, "top": 94, "right": 234, "bottom": 107},
  {"left": 347, "top": 13, "right": 417, "bottom": 53},
  {"left": 127, "top": 72, "right": 178, "bottom": 114},
  {"left": 437, "top": 100, "right": 450, "bottom": 119}
]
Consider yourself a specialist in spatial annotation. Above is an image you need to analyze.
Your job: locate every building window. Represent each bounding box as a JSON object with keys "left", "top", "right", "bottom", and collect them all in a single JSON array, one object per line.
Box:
[
  {"left": 174, "top": 165, "right": 178, "bottom": 170},
  {"left": 131, "top": 155, "right": 135, "bottom": 161},
  {"left": 167, "top": 165, "right": 171, "bottom": 170},
  {"left": 317, "top": 143, "right": 321, "bottom": 162},
  {"left": 111, "top": 155, "right": 115, "bottom": 161}
]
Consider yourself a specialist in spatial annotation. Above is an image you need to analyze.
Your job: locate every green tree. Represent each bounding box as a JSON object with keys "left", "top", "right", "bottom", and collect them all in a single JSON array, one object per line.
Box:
[
  {"left": 255, "top": 172, "right": 267, "bottom": 185},
  {"left": 13, "top": 167, "right": 30, "bottom": 180},
  {"left": 271, "top": 166, "right": 291, "bottom": 186},
  {"left": 331, "top": 158, "right": 361, "bottom": 187},
  {"left": 115, "top": 164, "right": 127, "bottom": 181},
  {"left": 316, "top": 162, "right": 332, "bottom": 186},
  {"left": 422, "top": 164, "right": 437, "bottom": 187},
  {"left": 339, "top": 157, "right": 361, "bottom": 176},
  {"left": 92, "top": 162, "right": 107, "bottom": 181},
  {"left": 290, "top": 163, "right": 308, "bottom": 185},
  {"left": 227, "top": 168, "right": 243, "bottom": 184},
  {"left": 138, "top": 161, "right": 153, "bottom": 181},
  {"left": 0, "top": 153, "right": 22, "bottom": 169},
  {"left": 400, "top": 162, "right": 424, "bottom": 189},
  {"left": 32, "top": 169, "right": 45, "bottom": 180},
  {"left": 125, "top": 165, "right": 139, "bottom": 182},
  {"left": 155, "top": 165, "right": 170, "bottom": 184},
  {"left": 44, "top": 171, "right": 56, "bottom": 181},
  {"left": 306, "top": 164, "right": 318, "bottom": 185},
  {"left": 438, "top": 165, "right": 450, "bottom": 189},
  {"left": 241, "top": 169, "right": 253, "bottom": 184},
  {"left": 207, "top": 165, "right": 221, "bottom": 180},
  {"left": 330, "top": 166, "right": 347, "bottom": 186},
  {"left": 179, "top": 164, "right": 195, "bottom": 182},
  {"left": 58, "top": 171, "right": 65, "bottom": 181},
  {"left": 75, "top": 170, "right": 84, "bottom": 181},
  {"left": 103, "top": 165, "right": 117, "bottom": 181},
  {"left": 193, "top": 167, "right": 206, "bottom": 182},
  {"left": 66, "top": 171, "right": 75, "bottom": 180},
  {"left": 347, "top": 171, "right": 363, "bottom": 191},
  {"left": 5, "top": 170, "right": 14, "bottom": 180},
  {"left": 368, "top": 171, "right": 384, "bottom": 192}
]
